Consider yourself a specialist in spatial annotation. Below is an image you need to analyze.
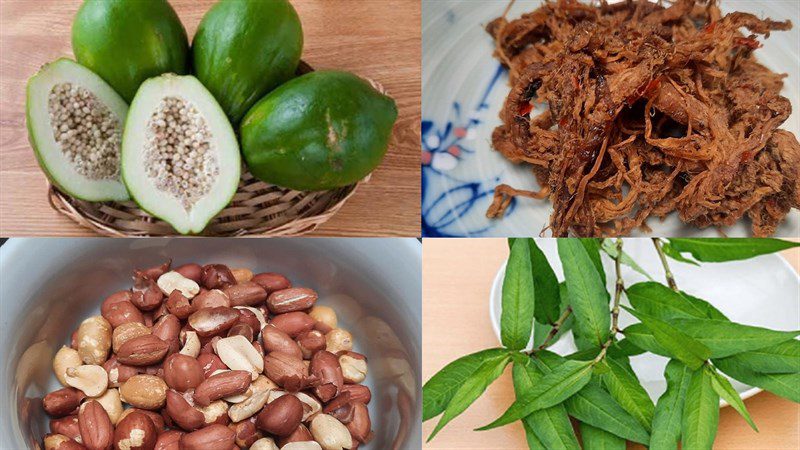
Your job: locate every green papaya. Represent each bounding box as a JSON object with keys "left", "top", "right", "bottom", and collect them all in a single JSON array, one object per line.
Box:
[
  {"left": 193, "top": 0, "right": 303, "bottom": 124},
  {"left": 241, "top": 70, "right": 398, "bottom": 191},
  {"left": 72, "top": 0, "right": 190, "bottom": 102}
]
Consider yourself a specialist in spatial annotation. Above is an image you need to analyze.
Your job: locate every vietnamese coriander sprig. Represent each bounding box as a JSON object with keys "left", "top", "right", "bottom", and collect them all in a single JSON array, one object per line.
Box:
[{"left": 423, "top": 238, "right": 800, "bottom": 449}]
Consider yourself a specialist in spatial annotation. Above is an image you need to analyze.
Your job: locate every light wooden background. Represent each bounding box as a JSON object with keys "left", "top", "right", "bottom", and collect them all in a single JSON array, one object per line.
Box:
[
  {"left": 423, "top": 238, "right": 800, "bottom": 449},
  {"left": 0, "top": 0, "right": 420, "bottom": 237}
]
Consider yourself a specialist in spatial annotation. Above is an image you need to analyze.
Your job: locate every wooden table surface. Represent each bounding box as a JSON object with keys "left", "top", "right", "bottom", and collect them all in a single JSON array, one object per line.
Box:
[
  {"left": 0, "top": 0, "right": 420, "bottom": 237},
  {"left": 422, "top": 238, "right": 800, "bottom": 449}
]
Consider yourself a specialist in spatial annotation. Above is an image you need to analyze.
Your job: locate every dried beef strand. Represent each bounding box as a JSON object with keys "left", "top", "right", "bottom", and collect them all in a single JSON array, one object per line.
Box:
[{"left": 485, "top": 0, "right": 797, "bottom": 236}]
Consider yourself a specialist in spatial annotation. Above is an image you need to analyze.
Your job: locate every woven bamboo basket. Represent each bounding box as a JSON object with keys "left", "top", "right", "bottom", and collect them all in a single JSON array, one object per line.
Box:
[{"left": 48, "top": 61, "right": 390, "bottom": 237}]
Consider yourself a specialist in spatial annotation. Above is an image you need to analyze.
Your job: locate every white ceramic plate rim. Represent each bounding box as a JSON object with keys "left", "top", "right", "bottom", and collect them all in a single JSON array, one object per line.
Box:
[{"left": 488, "top": 252, "right": 800, "bottom": 407}]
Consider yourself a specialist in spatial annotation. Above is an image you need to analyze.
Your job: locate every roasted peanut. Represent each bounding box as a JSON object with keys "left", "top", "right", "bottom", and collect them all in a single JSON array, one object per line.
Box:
[
  {"left": 256, "top": 394, "right": 303, "bottom": 437},
  {"left": 310, "top": 414, "right": 352, "bottom": 450},
  {"left": 53, "top": 346, "right": 82, "bottom": 387},
  {"left": 157, "top": 271, "right": 200, "bottom": 298},
  {"left": 309, "top": 306, "right": 338, "bottom": 331},
  {"left": 76, "top": 316, "right": 112, "bottom": 365},
  {"left": 119, "top": 374, "right": 168, "bottom": 410},
  {"left": 65, "top": 365, "right": 108, "bottom": 397}
]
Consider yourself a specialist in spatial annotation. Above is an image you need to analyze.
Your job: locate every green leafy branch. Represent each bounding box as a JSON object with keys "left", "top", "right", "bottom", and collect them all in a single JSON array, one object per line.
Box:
[{"left": 423, "top": 238, "right": 800, "bottom": 449}]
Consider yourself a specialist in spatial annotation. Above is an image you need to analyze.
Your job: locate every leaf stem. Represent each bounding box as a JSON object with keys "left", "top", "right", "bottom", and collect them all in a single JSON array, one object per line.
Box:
[
  {"left": 531, "top": 306, "right": 573, "bottom": 353},
  {"left": 593, "top": 239, "right": 625, "bottom": 364},
  {"left": 652, "top": 238, "right": 678, "bottom": 291},
  {"left": 610, "top": 238, "right": 624, "bottom": 334}
]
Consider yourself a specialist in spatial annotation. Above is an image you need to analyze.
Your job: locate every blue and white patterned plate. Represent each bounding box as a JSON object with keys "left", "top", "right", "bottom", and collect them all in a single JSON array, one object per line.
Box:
[{"left": 421, "top": 0, "right": 800, "bottom": 237}]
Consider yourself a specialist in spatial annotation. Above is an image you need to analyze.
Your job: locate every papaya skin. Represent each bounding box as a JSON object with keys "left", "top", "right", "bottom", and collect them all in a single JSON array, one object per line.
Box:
[
  {"left": 72, "top": 0, "right": 190, "bottom": 102},
  {"left": 192, "top": 0, "right": 303, "bottom": 125},
  {"left": 240, "top": 71, "right": 398, "bottom": 191}
]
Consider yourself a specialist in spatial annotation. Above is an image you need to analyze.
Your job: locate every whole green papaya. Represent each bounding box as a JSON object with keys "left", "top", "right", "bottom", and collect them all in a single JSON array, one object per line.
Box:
[
  {"left": 72, "top": 0, "right": 189, "bottom": 102},
  {"left": 241, "top": 71, "right": 398, "bottom": 191},
  {"left": 193, "top": 0, "right": 303, "bottom": 124}
]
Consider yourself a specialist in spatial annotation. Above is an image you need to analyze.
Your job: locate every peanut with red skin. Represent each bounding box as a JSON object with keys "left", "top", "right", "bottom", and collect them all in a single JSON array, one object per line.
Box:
[
  {"left": 165, "top": 390, "right": 204, "bottom": 431},
  {"left": 78, "top": 400, "right": 113, "bottom": 450},
  {"left": 266, "top": 287, "right": 317, "bottom": 314},
  {"left": 174, "top": 263, "right": 202, "bottom": 283},
  {"left": 223, "top": 281, "right": 267, "bottom": 307},
  {"left": 310, "top": 351, "right": 343, "bottom": 402},
  {"left": 180, "top": 424, "right": 235, "bottom": 450},
  {"left": 162, "top": 353, "right": 204, "bottom": 391},
  {"left": 261, "top": 325, "right": 303, "bottom": 359},
  {"left": 193, "top": 370, "right": 251, "bottom": 406},
  {"left": 43, "top": 388, "right": 86, "bottom": 417},
  {"left": 270, "top": 312, "right": 315, "bottom": 338},
  {"left": 201, "top": 265, "right": 235, "bottom": 290},
  {"left": 256, "top": 394, "right": 303, "bottom": 437},
  {"left": 153, "top": 430, "right": 183, "bottom": 450},
  {"left": 251, "top": 273, "right": 291, "bottom": 292},
  {"left": 113, "top": 411, "right": 157, "bottom": 450}
]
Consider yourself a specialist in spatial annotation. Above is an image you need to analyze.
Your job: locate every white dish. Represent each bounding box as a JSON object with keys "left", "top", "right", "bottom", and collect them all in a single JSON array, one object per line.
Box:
[
  {"left": 488, "top": 238, "right": 800, "bottom": 405},
  {"left": 422, "top": 0, "right": 800, "bottom": 237}
]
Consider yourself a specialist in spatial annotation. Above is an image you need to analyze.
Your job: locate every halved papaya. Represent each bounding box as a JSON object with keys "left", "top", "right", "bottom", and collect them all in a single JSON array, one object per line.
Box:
[
  {"left": 26, "top": 59, "right": 129, "bottom": 201},
  {"left": 121, "top": 74, "right": 240, "bottom": 235}
]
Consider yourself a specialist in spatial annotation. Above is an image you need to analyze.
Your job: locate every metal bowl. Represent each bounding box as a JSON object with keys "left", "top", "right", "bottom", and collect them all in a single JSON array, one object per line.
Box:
[{"left": 0, "top": 237, "right": 422, "bottom": 449}]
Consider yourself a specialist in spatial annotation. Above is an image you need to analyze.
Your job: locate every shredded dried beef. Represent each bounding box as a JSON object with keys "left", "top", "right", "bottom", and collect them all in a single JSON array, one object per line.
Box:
[{"left": 487, "top": 0, "right": 798, "bottom": 236}]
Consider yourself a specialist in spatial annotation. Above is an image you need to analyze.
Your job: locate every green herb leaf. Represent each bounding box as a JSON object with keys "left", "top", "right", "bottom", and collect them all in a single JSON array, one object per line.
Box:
[
  {"left": 558, "top": 240, "right": 611, "bottom": 348},
  {"left": 601, "top": 239, "right": 652, "bottom": 280},
  {"left": 624, "top": 307, "right": 710, "bottom": 369},
  {"left": 708, "top": 368, "right": 758, "bottom": 431},
  {"left": 580, "top": 238, "right": 607, "bottom": 284},
  {"left": 579, "top": 423, "right": 626, "bottom": 450},
  {"left": 625, "top": 282, "right": 709, "bottom": 321},
  {"left": 478, "top": 359, "right": 594, "bottom": 430},
  {"left": 650, "top": 360, "right": 692, "bottom": 450},
  {"left": 501, "top": 239, "right": 536, "bottom": 350},
  {"left": 533, "top": 282, "right": 574, "bottom": 348},
  {"left": 670, "top": 318, "right": 800, "bottom": 358},
  {"left": 660, "top": 241, "right": 700, "bottom": 265},
  {"left": 527, "top": 239, "right": 562, "bottom": 324},
  {"left": 534, "top": 351, "right": 651, "bottom": 445},
  {"left": 612, "top": 338, "right": 646, "bottom": 357},
  {"left": 681, "top": 366, "right": 720, "bottom": 450},
  {"left": 667, "top": 238, "right": 800, "bottom": 262},
  {"left": 513, "top": 357, "right": 581, "bottom": 450},
  {"left": 680, "top": 291, "right": 729, "bottom": 321},
  {"left": 522, "top": 421, "right": 546, "bottom": 450},
  {"left": 427, "top": 354, "right": 511, "bottom": 441},
  {"left": 713, "top": 357, "right": 800, "bottom": 403},
  {"left": 621, "top": 323, "right": 671, "bottom": 357},
  {"left": 600, "top": 357, "right": 655, "bottom": 430},
  {"left": 714, "top": 340, "right": 800, "bottom": 374},
  {"left": 423, "top": 348, "right": 509, "bottom": 421}
]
